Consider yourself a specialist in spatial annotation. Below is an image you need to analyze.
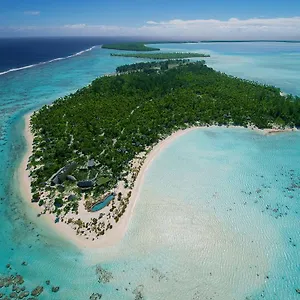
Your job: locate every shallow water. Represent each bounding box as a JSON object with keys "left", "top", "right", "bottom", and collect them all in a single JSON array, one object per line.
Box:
[
  {"left": 0, "top": 42, "right": 300, "bottom": 299},
  {"left": 150, "top": 42, "right": 300, "bottom": 96},
  {"left": 127, "top": 127, "right": 300, "bottom": 299}
]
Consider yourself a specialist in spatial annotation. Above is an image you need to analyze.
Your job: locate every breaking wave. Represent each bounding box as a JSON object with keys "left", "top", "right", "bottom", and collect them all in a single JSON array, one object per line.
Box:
[{"left": 0, "top": 46, "right": 97, "bottom": 76}]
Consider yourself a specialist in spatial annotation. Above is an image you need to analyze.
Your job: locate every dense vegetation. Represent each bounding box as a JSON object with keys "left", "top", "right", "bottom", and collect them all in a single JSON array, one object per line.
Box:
[
  {"left": 115, "top": 59, "right": 189, "bottom": 73},
  {"left": 111, "top": 52, "right": 210, "bottom": 59},
  {"left": 30, "top": 61, "right": 300, "bottom": 195},
  {"left": 102, "top": 43, "right": 160, "bottom": 51}
]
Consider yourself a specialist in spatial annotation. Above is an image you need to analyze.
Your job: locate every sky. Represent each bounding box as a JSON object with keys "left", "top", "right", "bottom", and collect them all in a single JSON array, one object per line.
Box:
[{"left": 1, "top": 0, "right": 300, "bottom": 39}]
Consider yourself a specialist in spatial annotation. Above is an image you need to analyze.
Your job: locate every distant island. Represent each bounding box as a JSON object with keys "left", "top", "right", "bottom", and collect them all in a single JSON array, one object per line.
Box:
[
  {"left": 110, "top": 52, "right": 210, "bottom": 59},
  {"left": 24, "top": 59, "right": 300, "bottom": 247},
  {"left": 101, "top": 41, "right": 200, "bottom": 52},
  {"left": 102, "top": 41, "right": 300, "bottom": 52},
  {"left": 102, "top": 42, "right": 160, "bottom": 51}
]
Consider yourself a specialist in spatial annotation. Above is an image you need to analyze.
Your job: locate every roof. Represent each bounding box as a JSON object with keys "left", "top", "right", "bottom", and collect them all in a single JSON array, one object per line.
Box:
[
  {"left": 66, "top": 175, "right": 77, "bottom": 182},
  {"left": 68, "top": 194, "right": 77, "bottom": 201},
  {"left": 77, "top": 180, "right": 94, "bottom": 188},
  {"left": 50, "top": 161, "right": 77, "bottom": 184},
  {"left": 62, "top": 162, "right": 77, "bottom": 178},
  {"left": 51, "top": 176, "right": 60, "bottom": 185},
  {"left": 87, "top": 159, "right": 95, "bottom": 168}
]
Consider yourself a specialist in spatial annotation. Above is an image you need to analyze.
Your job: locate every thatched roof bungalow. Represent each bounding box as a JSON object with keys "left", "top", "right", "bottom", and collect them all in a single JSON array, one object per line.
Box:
[
  {"left": 50, "top": 162, "right": 77, "bottom": 185},
  {"left": 77, "top": 180, "right": 94, "bottom": 189},
  {"left": 68, "top": 194, "right": 77, "bottom": 201}
]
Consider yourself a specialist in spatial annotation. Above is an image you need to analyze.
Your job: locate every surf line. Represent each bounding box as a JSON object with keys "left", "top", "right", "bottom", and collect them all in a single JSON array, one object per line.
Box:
[{"left": 0, "top": 46, "right": 98, "bottom": 76}]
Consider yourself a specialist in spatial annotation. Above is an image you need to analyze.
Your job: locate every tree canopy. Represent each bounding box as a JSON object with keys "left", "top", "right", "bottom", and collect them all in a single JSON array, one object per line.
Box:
[
  {"left": 30, "top": 60, "right": 300, "bottom": 196},
  {"left": 102, "top": 43, "right": 160, "bottom": 51},
  {"left": 111, "top": 52, "right": 210, "bottom": 59}
]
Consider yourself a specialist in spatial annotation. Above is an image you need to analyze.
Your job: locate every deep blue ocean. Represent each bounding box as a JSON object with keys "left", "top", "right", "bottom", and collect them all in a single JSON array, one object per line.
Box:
[
  {"left": 0, "top": 37, "right": 142, "bottom": 73},
  {"left": 0, "top": 39, "right": 299, "bottom": 299}
]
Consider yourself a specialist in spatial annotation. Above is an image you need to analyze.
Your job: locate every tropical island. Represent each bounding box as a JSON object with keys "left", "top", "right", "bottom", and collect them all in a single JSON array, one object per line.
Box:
[
  {"left": 101, "top": 41, "right": 200, "bottom": 52},
  {"left": 110, "top": 52, "right": 210, "bottom": 59},
  {"left": 24, "top": 59, "right": 300, "bottom": 247},
  {"left": 101, "top": 42, "right": 160, "bottom": 51}
]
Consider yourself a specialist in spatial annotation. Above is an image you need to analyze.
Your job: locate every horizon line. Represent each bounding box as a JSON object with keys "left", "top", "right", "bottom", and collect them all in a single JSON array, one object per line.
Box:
[{"left": 0, "top": 36, "right": 300, "bottom": 43}]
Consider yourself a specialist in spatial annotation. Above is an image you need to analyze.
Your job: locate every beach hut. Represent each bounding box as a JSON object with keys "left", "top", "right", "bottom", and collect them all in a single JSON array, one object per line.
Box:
[
  {"left": 51, "top": 175, "right": 60, "bottom": 185},
  {"left": 68, "top": 194, "right": 77, "bottom": 201},
  {"left": 59, "top": 162, "right": 77, "bottom": 182},
  {"left": 87, "top": 159, "right": 95, "bottom": 169},
  {"left": 77, "top": 180, "right": 94, "bottom": 189},
  {"left": 50, "top": 162, "right": 77, "bottom": 185}
]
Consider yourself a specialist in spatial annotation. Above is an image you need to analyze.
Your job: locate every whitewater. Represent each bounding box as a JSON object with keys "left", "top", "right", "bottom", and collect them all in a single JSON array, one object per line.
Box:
[{"left": 0, "top": 46, "right": 97, "bottom": 76}]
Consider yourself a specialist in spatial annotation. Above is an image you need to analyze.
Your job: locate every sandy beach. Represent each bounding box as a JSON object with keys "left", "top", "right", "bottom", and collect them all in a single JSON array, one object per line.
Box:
[
  {"left": 18, "top": 113, "right": 297, "bottom": 250},
  {"left": 18, "top": 113, "right": 204, "bottom": 249},
  {"left": 17, "top": 113, "right": 94, "bottom": 248}
]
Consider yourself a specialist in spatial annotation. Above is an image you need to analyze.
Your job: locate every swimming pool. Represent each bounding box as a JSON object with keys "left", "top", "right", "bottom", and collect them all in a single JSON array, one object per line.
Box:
[{"left": 91, "top": 194, "right": 115, "bottom": 212}]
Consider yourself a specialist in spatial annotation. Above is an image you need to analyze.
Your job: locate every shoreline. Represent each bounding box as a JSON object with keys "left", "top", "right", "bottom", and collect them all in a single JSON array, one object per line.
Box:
[
  {"left": 19, "top": 114, "right": 204, "bottom": 250},
  {"left": 18, "top": 113, "right": 298, "bottom": 250},
  {"left": 18, "top": 113, "right": 95, "bottom": 248}
]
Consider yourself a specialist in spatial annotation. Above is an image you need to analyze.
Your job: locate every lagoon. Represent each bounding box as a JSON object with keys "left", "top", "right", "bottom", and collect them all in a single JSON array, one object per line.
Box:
[{"left": 0, "top": 40, "right": 300, "bottom": 299}]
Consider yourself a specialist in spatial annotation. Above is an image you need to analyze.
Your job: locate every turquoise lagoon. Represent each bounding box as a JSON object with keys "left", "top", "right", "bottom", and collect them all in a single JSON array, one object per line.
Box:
[{"left": 0, "top": 42, "right": 299, "bottom": 299}]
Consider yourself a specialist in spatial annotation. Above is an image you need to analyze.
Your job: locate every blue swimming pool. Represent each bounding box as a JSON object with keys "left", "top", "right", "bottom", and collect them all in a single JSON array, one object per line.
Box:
[{"left": 91, "top": 194, "right": 115, "bottom": 212}]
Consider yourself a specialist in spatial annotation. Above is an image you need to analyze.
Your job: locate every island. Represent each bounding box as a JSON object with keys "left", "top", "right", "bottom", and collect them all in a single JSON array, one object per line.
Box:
[
  {"left": 101, "top": 42, "right": 160, "bottom": 51},
  {"left": 101, "top": 41, "right": 201, "bottom": 52},
  {"left": 110, "top": 52, "right": 210, "bottom": 59},
  {"left": 23, "top": 59, "right": 300, "bottom": 247}
]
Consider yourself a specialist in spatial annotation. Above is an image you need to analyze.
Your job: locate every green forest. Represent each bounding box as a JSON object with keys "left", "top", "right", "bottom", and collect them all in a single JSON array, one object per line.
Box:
[
  {"left": 110, "top": 52, "right": 210, "bottom": 59},
  {"left": 30, "top": 60, "right": 300, "bottom": 198},
  {"left": 115, "top": 59, "right": 189, "bottom": 73},
  {"left": 102, "top": 42, "right": 160, "bottom": 51}
]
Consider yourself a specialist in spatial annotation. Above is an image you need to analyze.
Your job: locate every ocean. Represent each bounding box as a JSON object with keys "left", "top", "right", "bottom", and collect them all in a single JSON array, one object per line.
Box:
[
  {"left": 0, "top": 37, "right": 142, "bottom": 74},
  {"left": 0, "top": 39, "right": 300, "bottom": 299}
]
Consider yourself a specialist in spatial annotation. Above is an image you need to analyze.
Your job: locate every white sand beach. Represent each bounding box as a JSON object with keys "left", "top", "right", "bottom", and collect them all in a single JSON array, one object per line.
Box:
[
  {"left": 18, "top": 113, "right": 204, "bottom": 249},
  {"left": 18, "top": 112, "right": 297, "bottom": 250}
]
